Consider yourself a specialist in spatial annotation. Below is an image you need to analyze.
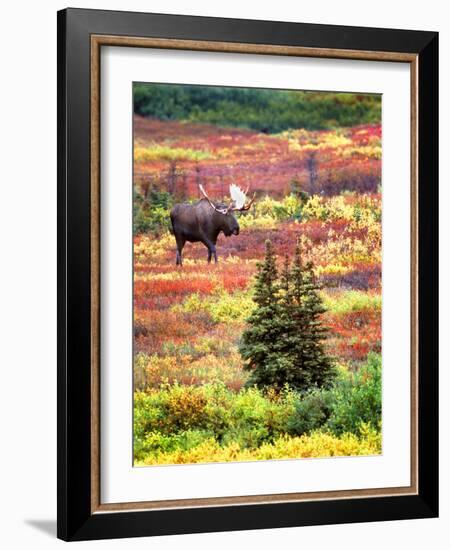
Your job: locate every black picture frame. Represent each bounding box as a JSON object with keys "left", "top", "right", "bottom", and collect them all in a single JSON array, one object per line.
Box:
[{"left": 57, "top": 7, "right": 438, "bottom": 542}]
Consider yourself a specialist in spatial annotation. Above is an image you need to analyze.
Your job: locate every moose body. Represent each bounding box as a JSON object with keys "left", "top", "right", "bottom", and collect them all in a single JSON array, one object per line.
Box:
[
  {"left": 170, "top": 184, "right": 255, "bottom": 265},
  {"left": 170, "top": 199, "right": 239, "bottom": 265}
]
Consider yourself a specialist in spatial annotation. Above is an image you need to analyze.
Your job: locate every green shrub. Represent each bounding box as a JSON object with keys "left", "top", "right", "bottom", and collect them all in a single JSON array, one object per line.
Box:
[
  {"left": 133, "top": 189, "right": 173, "bottom": 235},
  {"left": 325, "top": 352, "right": 382, "bottom": 435},
  {"left": 287, "top": 391, "right": 332, "bottom": 436},
  {"left": 222, "top": 386, "right": 295, "bottom": 448},
  {"left": 134, "top": 383, "right": 296, "bottom": 455},
  {"left": 133, "top": 354, "right": 382, "bottom": 462},
  {"left": 249, "top": 194, "right": 302, "bottom": 222},
  {"left": 283, "top": 353, "right": 381, "bottom": 437},
  {"left": 134, "top": 429, "right": 215, "bottom": 462}
]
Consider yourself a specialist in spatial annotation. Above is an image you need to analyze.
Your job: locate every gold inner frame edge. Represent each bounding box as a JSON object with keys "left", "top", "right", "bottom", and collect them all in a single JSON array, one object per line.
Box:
[{"left": 90, "top": 34, "right": 419, "bottom": 514}]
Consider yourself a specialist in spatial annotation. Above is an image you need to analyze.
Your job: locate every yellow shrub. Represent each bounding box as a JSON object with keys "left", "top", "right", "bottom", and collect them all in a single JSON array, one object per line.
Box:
[
  {"left": 342, "top": 144, "right": 382, "bottom": 160},
  {"left": 135, "top": 429, "right": 381, "bottom": 465},
  {"left": 134, "top": 232, "right": 173, "bottom": 261},
  {"left": 134, "top": 144, "right": 212, "bottom": 162},
  {"left": 173, "top": 288, "right": 255, "bottom": 324},
  {"left": 321, "top": 290, "right": 381, "bottom": 314}
]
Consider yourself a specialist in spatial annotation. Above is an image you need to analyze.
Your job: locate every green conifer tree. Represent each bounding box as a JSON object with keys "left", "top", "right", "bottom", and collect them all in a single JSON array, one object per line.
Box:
[
  {"left": 240, "top": 239, "right": 335, "bottom": 392},
  {"left": 239, "top": 240, "right": 285, "bottom": 389},
  {"left": 285, "top": 241, "right": 335, "bottom": 391}
]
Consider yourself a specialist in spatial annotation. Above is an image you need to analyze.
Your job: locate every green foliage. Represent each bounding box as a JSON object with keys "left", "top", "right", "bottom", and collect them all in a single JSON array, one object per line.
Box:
[
  {"left": 134, "top": 429, "right": 215, "bottom": 460},
  {"left": 325, "top": 352, "right": 382, "bottom": 435},
  {"left": 321, "top": 290, "right": 381, "bottom": 314},
  {"left": 133, "top": 188, "right": 173, "bottom": 234},
  {"left": 134, "top": 382, "right": 296, "bottom": 460},
  {"left": 254, "top": 194, "right": 303, "bottom": 221},
  {"left": 286, "top": 390, "right": 333, "bottom": 436},
  {"left": 134, "top": 83, "right": 381, "bottom": 133},
  {"left": 279, "top": 243, "right": 336, "bottom": 390},
  {"left": 223, "top": 386, "right": 296, "bottom": 448},
  {"left": 237, "top": 194, "right": 304, "bottom": 230},
  {"left": 280, "top": 352, "right": 382, "bottom": 437},
  {"left": 240, "top": 240, "right": 335, "bottom": 392},
  {"left": 239, "top": 240, "right": 288, "bottom": 389},
  {"left": 133, "top": 354, "right": 382, "bottom": 463}
]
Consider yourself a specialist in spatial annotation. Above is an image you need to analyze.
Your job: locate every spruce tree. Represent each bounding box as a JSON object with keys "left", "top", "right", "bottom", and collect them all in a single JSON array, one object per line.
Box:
[
  {"left": 277, "top": 247, "right": 310, "bottom": 389},
  {"left": 285, "top": 241, "right": 335, "bottom": 391},
  {"left": 240, "top": 239, "right": 335, "bottom": 393},
  {"left": 239, "top": 240, "right": 285, "bottom": 389}
]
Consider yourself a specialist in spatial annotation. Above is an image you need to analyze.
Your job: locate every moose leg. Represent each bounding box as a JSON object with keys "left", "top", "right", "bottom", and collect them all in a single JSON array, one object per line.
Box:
[
  {"left": 175, "top": 235, "right": 185, "bottom": 266},
  {"left": 206, "top": 243, "right": 217, "bottom": 264},
  {"left": 200, "top": 236, "right": 218, "bottom": 264}
]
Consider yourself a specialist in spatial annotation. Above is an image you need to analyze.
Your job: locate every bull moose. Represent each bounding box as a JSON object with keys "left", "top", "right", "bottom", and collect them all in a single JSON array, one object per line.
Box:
[{"left": 170, "top": 184, "right": 255, "bottom": 265}]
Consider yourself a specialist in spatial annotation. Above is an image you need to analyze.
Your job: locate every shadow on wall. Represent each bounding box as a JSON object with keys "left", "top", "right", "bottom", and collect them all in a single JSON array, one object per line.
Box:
[{"left": 25, "top": 519, "right": 56, "bottom": 538}]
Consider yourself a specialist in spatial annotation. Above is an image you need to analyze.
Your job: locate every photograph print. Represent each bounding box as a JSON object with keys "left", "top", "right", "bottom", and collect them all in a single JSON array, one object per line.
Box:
[{"left": 132, "top": 83, "right": 382, "bottom": 466}]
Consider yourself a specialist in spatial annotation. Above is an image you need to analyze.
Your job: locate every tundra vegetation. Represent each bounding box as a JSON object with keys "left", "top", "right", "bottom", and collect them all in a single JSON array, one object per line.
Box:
[{"left": 133, "top": 85, "right": 382, "bottom": 465}]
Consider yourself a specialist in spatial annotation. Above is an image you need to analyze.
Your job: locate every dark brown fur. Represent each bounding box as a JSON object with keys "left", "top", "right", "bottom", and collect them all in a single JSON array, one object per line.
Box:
[{"left": 170, "top": 198, "right": 240, "bottom": 265}]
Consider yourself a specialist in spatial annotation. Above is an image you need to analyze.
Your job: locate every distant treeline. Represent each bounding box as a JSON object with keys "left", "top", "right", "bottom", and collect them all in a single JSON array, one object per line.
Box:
[{"left": 133, "top": 83, "right": 381, "bottom": 133}]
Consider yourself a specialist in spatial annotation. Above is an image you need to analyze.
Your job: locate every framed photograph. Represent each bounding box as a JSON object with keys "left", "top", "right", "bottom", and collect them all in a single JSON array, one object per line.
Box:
[{"left": 57, "top": 8, "right": 438, "bottom": 541}]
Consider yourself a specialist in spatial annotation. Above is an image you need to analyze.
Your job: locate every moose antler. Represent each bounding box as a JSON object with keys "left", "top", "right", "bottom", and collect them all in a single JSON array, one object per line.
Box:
[
  {"left": 228, "top": 183, "right": 256, "bottom": 212},
  {"left": 198, "top": 184, "right": 228, "bottom": 214},
  {"left": 199, "top": 182, "right": 256, "bottom": 214}
]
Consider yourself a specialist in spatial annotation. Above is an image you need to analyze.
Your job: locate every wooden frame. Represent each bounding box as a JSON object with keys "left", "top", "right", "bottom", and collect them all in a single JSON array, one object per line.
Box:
[{"left": 57, "top": 7, "right": 438, "bottom": 541}]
